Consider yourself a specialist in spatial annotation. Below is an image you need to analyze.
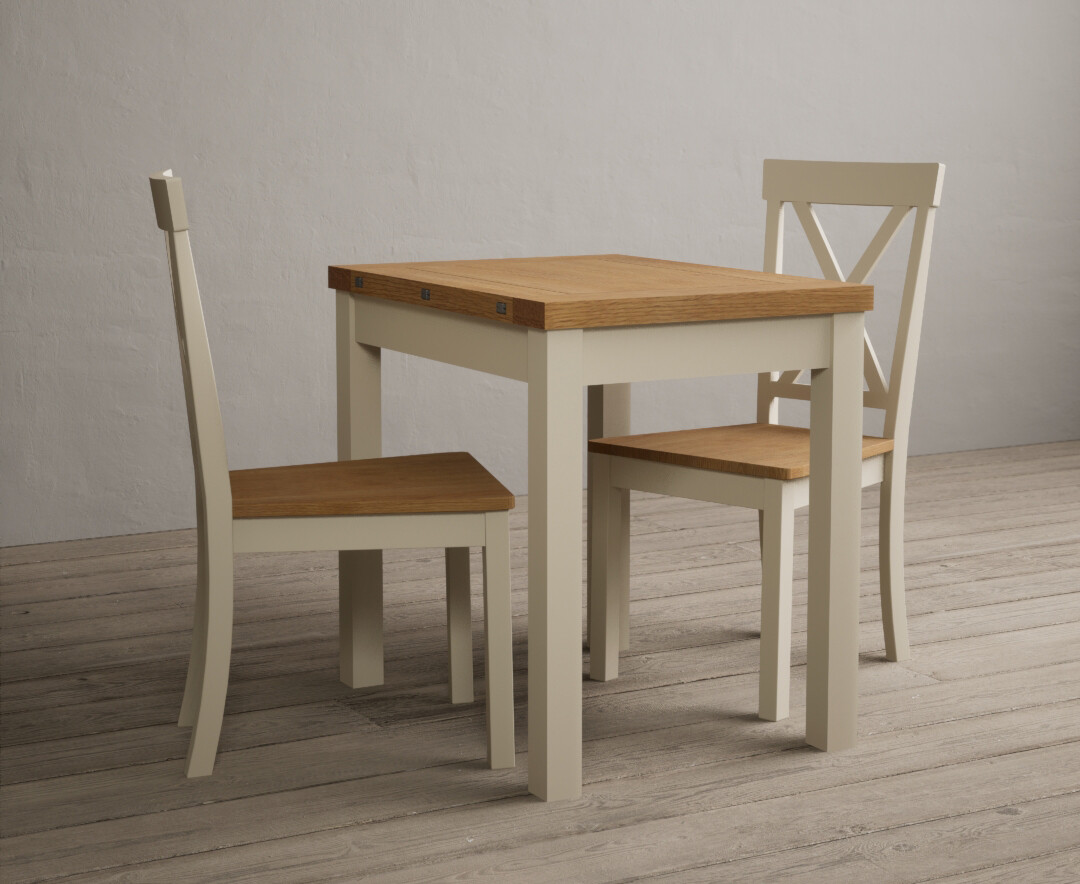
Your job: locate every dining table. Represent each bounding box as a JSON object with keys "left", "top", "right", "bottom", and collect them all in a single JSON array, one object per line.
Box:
[{"left": 328, "top": 253, "right": 871, "bottom": 801}]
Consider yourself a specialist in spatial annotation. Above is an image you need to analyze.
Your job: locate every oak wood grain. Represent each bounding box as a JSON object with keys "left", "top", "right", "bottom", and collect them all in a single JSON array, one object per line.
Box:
[
  {"left": 590, "top": 422, "right": 895, "bottom": 479},
  {"left": 229, "top": 452, "right": 513, "bottom": 518},
  {"left": 328, "top": 254, "right": 873, "bottom": 330}
]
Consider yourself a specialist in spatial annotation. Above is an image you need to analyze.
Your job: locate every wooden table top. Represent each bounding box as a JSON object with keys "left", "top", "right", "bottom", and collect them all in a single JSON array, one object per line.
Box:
[{"left": 328, "top": 254, "right": 872, "bottom": 330}]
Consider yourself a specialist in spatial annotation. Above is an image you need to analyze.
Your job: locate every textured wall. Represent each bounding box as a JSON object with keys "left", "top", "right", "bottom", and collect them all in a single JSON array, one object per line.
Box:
[{"left": 2, "top": 0, "right": 1078, "bottom": 546}]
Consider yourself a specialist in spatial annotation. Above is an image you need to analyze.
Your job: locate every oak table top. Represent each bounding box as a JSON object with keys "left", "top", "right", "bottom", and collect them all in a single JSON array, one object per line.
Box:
[{"left": 328, "top": 253, "right": 873, "bottom": 330}]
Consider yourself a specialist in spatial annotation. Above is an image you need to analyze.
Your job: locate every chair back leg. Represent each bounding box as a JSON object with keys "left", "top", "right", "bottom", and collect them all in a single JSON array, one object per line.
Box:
[
  {"left": 178, "top": 518, "right": 211, "bottom": 727},
  {"left": 879, "top": 451, "right": 911, "bottom": 661},
  {"left": 339, "top": 549, "right": 385, "bottom": 688},
  {"left": 445, "top": 547, "right": 476, "bottom": 704},
  {"left": 482, "top": 511, "right": 516, "bottom": 769},
  {"left": 587, "top": 453, "right": 630, "bottom": 681},
  {"left": 183, "top": 534, "right": 234, "bottom": 777}
]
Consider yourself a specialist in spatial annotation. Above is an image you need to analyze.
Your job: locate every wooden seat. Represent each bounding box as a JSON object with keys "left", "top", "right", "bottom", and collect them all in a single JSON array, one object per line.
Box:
[
  {"left": 149, "top": 171, "right": 516, "bottom": 779},
  {"left": 590, "top": 423, "right": 894, "bottom": 481},
  {"left": 231, "top": 452, "right": 514, "bottom": 518},
  {"left": 588, "top": 160, "right": 945, "bottom": 725}
]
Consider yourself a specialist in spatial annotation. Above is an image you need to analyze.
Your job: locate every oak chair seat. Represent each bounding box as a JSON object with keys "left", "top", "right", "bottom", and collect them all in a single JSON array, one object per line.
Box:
[
  {"left": 589, "top": 423, "right": 894, "bottom": 481},
  {"left": 231, "top": 452, "right": 515, "bottom": 518}
]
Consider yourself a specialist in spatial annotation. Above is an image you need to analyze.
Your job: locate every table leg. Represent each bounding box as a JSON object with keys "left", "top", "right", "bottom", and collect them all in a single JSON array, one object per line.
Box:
[
  {"left": 806, "top": 311, "right": 864, "bottom": 750},
  {"left": 527, "top": 328, "right": 584, "bottom": 800},
  {"left": 586, "top": 385, "right": 631, "bottom": 650},
  {"left": 336, "top": 292, "right": 384, "bottom": 688}
]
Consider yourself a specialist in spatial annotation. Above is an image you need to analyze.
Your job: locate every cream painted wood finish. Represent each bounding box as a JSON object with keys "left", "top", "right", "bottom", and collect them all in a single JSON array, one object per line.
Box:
[
  {"left": 332, "top": 236, "right": 869, "bottom": 799},
  {"left": 589, "top": 160, "right": 944, "bottom": 724},
  {"left": 150, "top": 172, "right": 516, "bottom": 778}
]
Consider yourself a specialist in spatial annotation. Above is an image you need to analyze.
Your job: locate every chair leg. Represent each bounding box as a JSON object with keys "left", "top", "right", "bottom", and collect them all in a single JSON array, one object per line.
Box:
[
  {"left": 618, "top": 488, "right": 631, "bottom": 654},
  {"left": 179, "top": 519, "right": 210, "bottom": 727},
  {"left": 445, "top": 547, "right": 475, "bottom": 704},
  {"left": 482, "top": 511, "right": 516, "bottom": 769},
  {"left": 759, "top": 481, "right": 795, "bottom": 722},
  {"left": 586, "top": 384, "right": 632, "bottom": 651},
  {"left": 183, "top": 535, "right": 234, "bottom": 777},
  {"left": 339, "top": 550, "right": 384, "bottom": 688},
  {"left": 585, "top": 446, "right": 595, "bottom": 652},
  {"left": 588, "top": 454, "right": 628, "bottom": 681},
  {"left": 879, "top": 452, "right": 911, "bottom": 661},
  {"left": 756, "top": 509, "right": 765, "bottom": 566}
]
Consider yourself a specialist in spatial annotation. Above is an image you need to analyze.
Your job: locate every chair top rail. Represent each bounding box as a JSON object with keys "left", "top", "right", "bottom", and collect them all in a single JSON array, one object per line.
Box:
[
  {"left": 150, "top": 170, "right": 189, "bottom": 232},
  {"left": 763, "top": 160, "right": 945, "bottom": 208}
]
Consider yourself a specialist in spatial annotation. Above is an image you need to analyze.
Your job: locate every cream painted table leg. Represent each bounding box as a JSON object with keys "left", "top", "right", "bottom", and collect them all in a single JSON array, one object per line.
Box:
[
  {"left": 336, "top": 292, "right": 385, "bottom": 688},
  {"left": 586, "top": 384, "right": 631, "bottom": 651},
  {"left": 805, "top": 311, "right": 865, "bottom": 751},
  {"left": 527, "top": 328, "right": 585, "bottom": 801}
]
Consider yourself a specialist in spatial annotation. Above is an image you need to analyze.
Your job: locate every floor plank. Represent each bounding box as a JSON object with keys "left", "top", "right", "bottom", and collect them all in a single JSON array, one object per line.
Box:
[
  {"left": 25, "top": 713, "right": 1080, "bottom": 883},
  {"left": 1, "top": 441, "right": 1078, "bottom": 884},
  {"left": 922, "top": 845, "right": 1080, "bottom": 883},
  {"left": 641, "top": 793, "right": 1080, "bottom": 884}
]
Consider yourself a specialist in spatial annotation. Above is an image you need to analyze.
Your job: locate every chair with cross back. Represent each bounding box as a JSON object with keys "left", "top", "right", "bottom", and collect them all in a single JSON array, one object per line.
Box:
[{"left": 587, "top": 159, "right": 944, "bottom": 721}]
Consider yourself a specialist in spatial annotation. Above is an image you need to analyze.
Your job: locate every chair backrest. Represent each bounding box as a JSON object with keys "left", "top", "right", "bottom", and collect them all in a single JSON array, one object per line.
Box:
[
  {"left": 149, "top": 171, "right": 232, "bottom": 531},
  {"left": 756, "top": 159, "right": 944, "bottom": 459}
]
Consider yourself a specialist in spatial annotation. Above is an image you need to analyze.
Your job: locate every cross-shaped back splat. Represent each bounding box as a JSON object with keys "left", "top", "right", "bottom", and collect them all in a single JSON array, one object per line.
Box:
[
  {"left": 771, "top": 202, "right": 912, "bottom": 410},
  {"left": 756, "top": 160, "right": 943, "bottom": 442}
]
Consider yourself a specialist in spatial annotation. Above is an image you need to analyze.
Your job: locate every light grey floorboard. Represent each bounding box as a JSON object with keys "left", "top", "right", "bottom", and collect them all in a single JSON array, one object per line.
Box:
[
  {"left": 0, "top": 442, "right": 1077, "bottom": 884},
  {"left": 918, "top": 845, "right": 1080, "bottom": 884}
]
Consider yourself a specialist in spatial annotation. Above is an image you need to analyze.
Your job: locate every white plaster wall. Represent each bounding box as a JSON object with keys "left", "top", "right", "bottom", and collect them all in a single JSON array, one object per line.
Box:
[{"left": 2, "top": 0, "right": 1078, "bottom": 546}]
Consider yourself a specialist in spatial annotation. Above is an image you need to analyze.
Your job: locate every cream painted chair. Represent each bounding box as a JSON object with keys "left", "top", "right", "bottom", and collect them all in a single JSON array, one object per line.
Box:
[
  {"left": 150, "top": 171, "right": 516, "bottom": 777},
  {"left": 588, "top": 160, "right": 944, "bottom": 721}
]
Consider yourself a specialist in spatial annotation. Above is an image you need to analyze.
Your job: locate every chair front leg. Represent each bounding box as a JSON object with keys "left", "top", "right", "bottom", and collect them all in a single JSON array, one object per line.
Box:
[
  {"left": 759, "top": 481, "right": 795, "bottom": 721},
  {"left": 588, "top": 453, "right": 628, "bottom": 681},
  {"left": 482, "top": 511, "right": 516, "bottom": 769},
  {"left": 445, "top": 547, "right": 475, "bottom": 704},
  {"left": 184, "top": 533, "right": 234, "bottom": 777},
  {"left": 879, "top": 451, "right": 911, "bottom": 661}
]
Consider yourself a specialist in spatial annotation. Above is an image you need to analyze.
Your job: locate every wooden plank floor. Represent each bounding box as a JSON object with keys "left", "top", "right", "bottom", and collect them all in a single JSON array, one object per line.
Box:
[{"left": 1, "top": 441, "right": 1078, "bottom": 883}]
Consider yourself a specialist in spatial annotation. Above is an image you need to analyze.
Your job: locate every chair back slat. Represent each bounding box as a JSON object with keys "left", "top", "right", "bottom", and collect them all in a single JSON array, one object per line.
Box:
[
  {"left": 755, "top": 160, "right": 944, "bottom": 460},
  {"left": 792, "top": 201, "right": 844, "bottom": 281},
  {"left": 150, "top": 172, "right": 232, "bottom": 529},
  {"left": 847, "top": 204, "right": 911, "bottom": 285}
]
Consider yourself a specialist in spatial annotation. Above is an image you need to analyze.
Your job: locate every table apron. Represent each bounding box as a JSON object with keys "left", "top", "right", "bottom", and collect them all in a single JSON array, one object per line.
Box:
[
  {"left": 346, "top": 294, "right": 834, "bottom": 385},
  {"left": 351, "top": 296, "right": 529, "bottom": 381},
  {"left": 581, "top": 315, "right": 833, "bottom": 385}
]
